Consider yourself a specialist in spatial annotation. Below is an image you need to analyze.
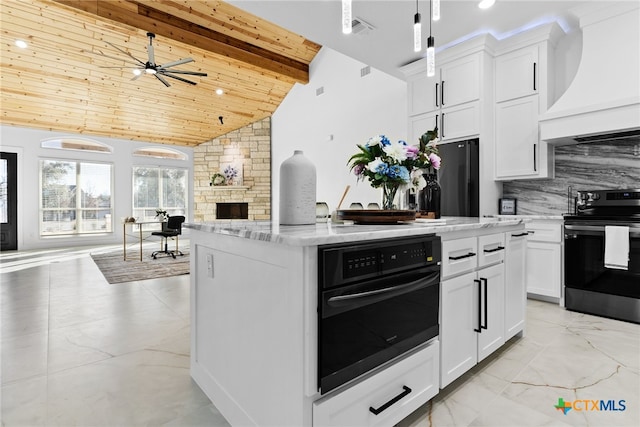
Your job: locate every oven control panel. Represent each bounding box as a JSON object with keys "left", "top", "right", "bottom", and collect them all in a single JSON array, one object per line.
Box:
[
  {"left": 319, "top": 235, "right": 442, "bottom": 289},
  {"left": 577, "top": 189, "right": 640, "bottom": 209}
]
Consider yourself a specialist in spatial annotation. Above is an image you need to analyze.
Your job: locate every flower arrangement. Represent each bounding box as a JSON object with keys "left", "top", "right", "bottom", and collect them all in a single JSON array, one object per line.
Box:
[
  {"left": 348, "top": 128, "right": 441, "bottom": 209},
  {"left": 223, "top": 165, "right": 239, "bottom": 183}
]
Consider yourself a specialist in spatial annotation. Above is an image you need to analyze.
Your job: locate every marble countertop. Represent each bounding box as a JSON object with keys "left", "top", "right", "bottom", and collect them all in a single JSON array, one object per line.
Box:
[{"left": 185, "top": 216, "right": 526, "bottom": 246}]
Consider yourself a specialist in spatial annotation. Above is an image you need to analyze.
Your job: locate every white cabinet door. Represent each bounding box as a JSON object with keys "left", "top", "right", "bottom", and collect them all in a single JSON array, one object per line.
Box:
[
  {"left": 440, "top": 54, "right": 480, "bottom": 107},
  {"left": 477, "top": 263, "right": 505, "bottom": 362},
  {"left": 495, "top": 96, "right": 539, "bottom": 179},
  {"left": 440, "top": 102, "right": 480, "bottom": 142},
  {"left": 409, "top": 112, "right": 440, "bottom": 145},
  {"left": 440, "top": 272, "right": 478, "bottom": 387},
  {"left": 504, "top": 231, "right": 527, "bottom": 340},
  {"left": 408, "top": 72, "right": 438, "bottom": 116},
  {"left": 526, "top": 241, "right": 561, "bottom": 298},
  {"left": 495, "top": 45, "right": 539, "bottom": 102}
]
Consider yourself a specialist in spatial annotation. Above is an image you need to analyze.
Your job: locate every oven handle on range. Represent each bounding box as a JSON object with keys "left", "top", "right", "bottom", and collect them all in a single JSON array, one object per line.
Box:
[
  {"left": 327, "top": 272, "right": 439, "bottom": 304},
  {"left": 565, "top": 224, "right": 640, "bottom": 237},
  {"left": 369, "top": 385, "right": 412, "bottom": 415}
]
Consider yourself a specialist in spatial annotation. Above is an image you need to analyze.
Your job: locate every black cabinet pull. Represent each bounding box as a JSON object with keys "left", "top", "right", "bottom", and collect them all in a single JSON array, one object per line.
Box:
[
  {"left": 533, "top": 144, "right": 537, "bottom": 172},
  {"left": 533, "top": 63, "right": 537, "bottom": 91},
  {"left": 441, "top": 112, "right": 445, "bottom": 137},
  {"left": 449, "top": 252, "right": 476, "bottom": 261},
  {"left": 511, "top": 232, "right": 529, "bottom": 237},
  {"left": 483, "top": 246, "right": 505, "bottom": 253},
  {"left": 474, "top": 279, "right": 482, "bottom": 333},
  {"left": 481, "top": 278, "right": 488, "bottom": 330},
  {"left": 435, "top": 114, "right": 439, "bottom": 132},
  {"left": 441, "top": 80, "right": 445, "bottom": 105},
  {"left": 435, "top": 83, "right": 439, "bottom": 107},
  {"left": 369, "top": 386, "right": 412, "bottom": 415}
]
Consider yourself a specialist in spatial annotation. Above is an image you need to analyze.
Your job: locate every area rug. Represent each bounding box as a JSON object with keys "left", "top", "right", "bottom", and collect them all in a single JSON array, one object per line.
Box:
[{"left": 91, "top": 250, "right": 190, "bottom": 284}]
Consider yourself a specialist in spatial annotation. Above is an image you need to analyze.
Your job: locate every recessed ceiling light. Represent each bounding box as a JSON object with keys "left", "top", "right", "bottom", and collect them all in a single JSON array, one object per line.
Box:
[
  {"left": 132, "top": 69, "right": 142, "bottom": 76},
  {"left": 215, "top": 88, "right": 224, "bottom": 95},
  {"left": 15, "top": 39, "right": 28, "bottom": 49},
  {"left": 479, "top": 0, "right": 496, "bottom": 9}
]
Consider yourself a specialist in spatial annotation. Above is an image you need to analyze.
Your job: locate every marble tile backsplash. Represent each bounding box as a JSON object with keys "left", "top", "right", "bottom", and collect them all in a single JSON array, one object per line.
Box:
[{"left": 503, "top": 138, "right": 640, "bottom": 215}]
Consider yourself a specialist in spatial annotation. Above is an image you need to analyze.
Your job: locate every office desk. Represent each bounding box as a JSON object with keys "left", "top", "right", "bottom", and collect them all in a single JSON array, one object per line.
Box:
[{"left": 123, "top": 221, "right": 164, "bottom": 261}]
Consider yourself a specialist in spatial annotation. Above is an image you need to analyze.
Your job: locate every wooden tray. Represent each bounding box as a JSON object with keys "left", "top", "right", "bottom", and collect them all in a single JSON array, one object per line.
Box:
[{"left": 336, "top": 209, "right": 416, "bottom": 224}]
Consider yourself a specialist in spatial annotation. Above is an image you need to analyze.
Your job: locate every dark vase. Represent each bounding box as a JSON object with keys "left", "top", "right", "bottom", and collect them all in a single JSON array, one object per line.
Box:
[{"left": 419, "top": 173, "right": 441, "bottom": 219}]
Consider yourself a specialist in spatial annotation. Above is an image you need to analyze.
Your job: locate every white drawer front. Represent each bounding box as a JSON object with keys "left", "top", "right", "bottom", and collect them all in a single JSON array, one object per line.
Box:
[
  {"left": 526, "top": 222, "right": 562, "bottom": 243},
  {"left": 442, "top": 237, "right": 478, "bottom": 278},
  {"left": 478, "top": 233, "right": 505, "bottom": 267},
  {"left": 313, "top": 341, "right": 439, "bottom": 427}
]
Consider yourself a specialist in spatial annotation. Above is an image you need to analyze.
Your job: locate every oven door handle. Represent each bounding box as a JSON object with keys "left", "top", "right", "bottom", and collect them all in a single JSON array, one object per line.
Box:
[
  {"left": 327, "top": 271, "right": 439, "bottom": 305},
  {"left": 565, "top": 224, "right": 640, "bottom": 237}
]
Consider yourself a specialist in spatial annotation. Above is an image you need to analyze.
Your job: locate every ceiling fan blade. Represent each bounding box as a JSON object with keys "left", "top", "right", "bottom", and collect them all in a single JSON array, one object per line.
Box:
[
  {"left": 156, "top": 70, "right": 208, "bottom": 77},
  {"left": 160, "top": 72, "right": 197, "bottom": 85},
  {"left": 131, "top": 73, "right": 143, "bottom": 81},
  {"left": 105, "top": 41, "right": 145, "bottom": 66},
  {"left": 87, "top": 49, "right": 142, "bottom": 67},
  {"left": 158, "top": 58, "right": 194, "bottom": 69},
  {"left": 99, "top": 66, "right": 142, "bottom": 69},
  {"left": 155, "top": 74, "right": 171, "bottom": 87}
]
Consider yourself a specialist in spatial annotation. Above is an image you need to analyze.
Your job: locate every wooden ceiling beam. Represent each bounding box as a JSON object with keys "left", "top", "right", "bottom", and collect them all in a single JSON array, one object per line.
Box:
[{"left": 52, "top": 0, "right": 310, "bottom": 84}]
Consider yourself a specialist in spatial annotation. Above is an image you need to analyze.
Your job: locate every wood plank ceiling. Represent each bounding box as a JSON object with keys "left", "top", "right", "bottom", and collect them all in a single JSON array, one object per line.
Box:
[{"left": 0, "top": 0, "right": 321, "bottom": 146}]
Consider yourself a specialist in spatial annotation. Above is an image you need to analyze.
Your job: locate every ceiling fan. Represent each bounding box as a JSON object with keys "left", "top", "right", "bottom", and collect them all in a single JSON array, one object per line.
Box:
[{"left": 99, "top": 32, "right": 207, "bottom": 87}]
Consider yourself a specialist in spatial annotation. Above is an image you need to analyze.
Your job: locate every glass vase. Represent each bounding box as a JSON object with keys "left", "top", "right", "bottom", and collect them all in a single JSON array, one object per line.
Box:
[
  {"left": 381, "top": 182, "right": 400, "bottom": 210},
  {"left": 419, "top": 173, "right": 441, "bottom": 218}
]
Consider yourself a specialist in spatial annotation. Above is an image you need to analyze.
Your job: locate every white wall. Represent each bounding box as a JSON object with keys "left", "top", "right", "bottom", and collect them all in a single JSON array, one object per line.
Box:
[
  {"left": 271, "top": 47, "right": 408, "bottom": 221},
  {"left": 0, "top": 125, "right": 193, "bottom": 250}
]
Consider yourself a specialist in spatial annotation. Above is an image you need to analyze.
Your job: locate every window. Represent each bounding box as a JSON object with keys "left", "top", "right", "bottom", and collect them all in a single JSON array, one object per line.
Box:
[
  {"left": 132, "top": 166, "right": 188, "bottom": 221},
  {"left": 133, "top": 146, "right": 188, "bottom": 160},
  {"left": 41, "top": 137, "right": 112, "bottom": 153},
  {"left": 40, "top": 160, "right": 113, "bottom": 236}
]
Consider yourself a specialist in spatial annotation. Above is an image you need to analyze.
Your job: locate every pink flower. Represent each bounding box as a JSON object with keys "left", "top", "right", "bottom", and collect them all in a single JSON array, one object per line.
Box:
[
  {"left": 429, "top": 153, "right": 441, "bottom": 170},
  {"left": 405, "top": 145, "right": 420, "bottom": 160},
  {"left": 353, "top": 163, "right": 364, "bottom": 176}
]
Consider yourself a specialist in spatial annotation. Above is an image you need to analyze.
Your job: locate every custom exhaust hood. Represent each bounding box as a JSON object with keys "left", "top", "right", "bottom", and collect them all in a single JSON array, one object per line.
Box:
[{"left": 539, "top": 1, "right": 640, "bottom": 145}]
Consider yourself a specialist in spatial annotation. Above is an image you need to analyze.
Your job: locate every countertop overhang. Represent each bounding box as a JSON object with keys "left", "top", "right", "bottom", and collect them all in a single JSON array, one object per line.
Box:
[{"left": 185, "top": 217, "right": 527, "bottom": 246}]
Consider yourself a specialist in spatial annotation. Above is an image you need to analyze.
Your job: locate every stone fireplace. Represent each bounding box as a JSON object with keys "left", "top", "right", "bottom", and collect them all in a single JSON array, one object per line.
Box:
[{"left": 193, "top": 117, "right": 271, "bottom": 222}]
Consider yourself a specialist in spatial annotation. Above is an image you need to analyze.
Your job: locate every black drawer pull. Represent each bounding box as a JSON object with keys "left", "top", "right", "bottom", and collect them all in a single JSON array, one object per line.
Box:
[
  {"left": 483, "top": 246, "right": 505, "bottom": 253},
  {"left": 449, "top": 252, "right": 476, "bottom": 261},
  {"left": 511, "top": 232, "right": 528, "bottom": 237},
  {"left": 369, "top": 386, "right": 412, "bottom": 415}
]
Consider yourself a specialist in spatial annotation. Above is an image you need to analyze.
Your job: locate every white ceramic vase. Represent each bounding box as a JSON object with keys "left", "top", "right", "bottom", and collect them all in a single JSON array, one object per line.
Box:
[{"left": 279, "top": 150, "right": 316, "bottom": 225}]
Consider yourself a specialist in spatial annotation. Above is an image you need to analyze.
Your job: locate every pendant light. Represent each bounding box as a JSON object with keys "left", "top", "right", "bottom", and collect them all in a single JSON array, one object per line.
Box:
[
  {"left": 427, "top": 0, "right": 435, "bottom": 76},
  {"left": 413, "top": 0, "right": 422, "bottom": 52},
  {"left": 342, "top": 0, "right": 352, "bottom": 34},
  {"left": 478, "top": 0, "right": 496, "bottom": 9},
  {"left": 432, "top": 0, "right": 440, "bottom": 21}
]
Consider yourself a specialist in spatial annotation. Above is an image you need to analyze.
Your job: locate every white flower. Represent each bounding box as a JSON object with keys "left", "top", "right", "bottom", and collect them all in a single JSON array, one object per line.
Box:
[
  {"left": 367, "top": 158, "right": 385, "bottom": 173},
  {"left": 382, "top": 141, "right": 408, "bottom": 162},
  {"left": 411, "top": 170, "right": 427, "bottom": 191},
  {"left": 367, "top": 135, "right": 384, "bottom": 147}
]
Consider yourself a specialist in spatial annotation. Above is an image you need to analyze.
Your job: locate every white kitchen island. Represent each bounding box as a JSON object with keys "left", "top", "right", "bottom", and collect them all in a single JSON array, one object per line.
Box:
[{"left": 185, "top": 217, "right": 527, "bottom": 427}]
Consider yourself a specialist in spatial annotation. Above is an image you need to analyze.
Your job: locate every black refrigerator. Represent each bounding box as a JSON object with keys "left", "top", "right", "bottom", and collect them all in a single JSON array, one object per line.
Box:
[{"left": 437, "top": 139, "right": 479, "bottom": 217}]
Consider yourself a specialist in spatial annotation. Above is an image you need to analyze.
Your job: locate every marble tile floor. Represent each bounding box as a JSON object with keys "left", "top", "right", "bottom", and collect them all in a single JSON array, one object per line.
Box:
[{"left": 1, "top": 245, "right": 639, "bottom": 427}]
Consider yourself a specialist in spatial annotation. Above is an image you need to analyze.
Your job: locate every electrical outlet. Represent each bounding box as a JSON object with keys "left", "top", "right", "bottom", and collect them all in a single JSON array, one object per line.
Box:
[{"left": 206, "top": 254, "right": 214, "bottom": 278}]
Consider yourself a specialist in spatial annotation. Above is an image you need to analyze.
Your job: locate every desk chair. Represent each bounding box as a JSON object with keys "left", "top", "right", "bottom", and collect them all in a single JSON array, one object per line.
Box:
[{"left": 151, "top": 215, "right": 185, "bottom": 259}]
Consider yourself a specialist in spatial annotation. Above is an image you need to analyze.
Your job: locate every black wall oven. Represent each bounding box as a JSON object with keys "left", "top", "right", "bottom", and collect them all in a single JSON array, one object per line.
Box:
[
  {"left": 318, "top": 235, "right": 441, "bottom": 394},
  {"left": 564, "top": 189, "right": 640, "bottom": 324}
]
